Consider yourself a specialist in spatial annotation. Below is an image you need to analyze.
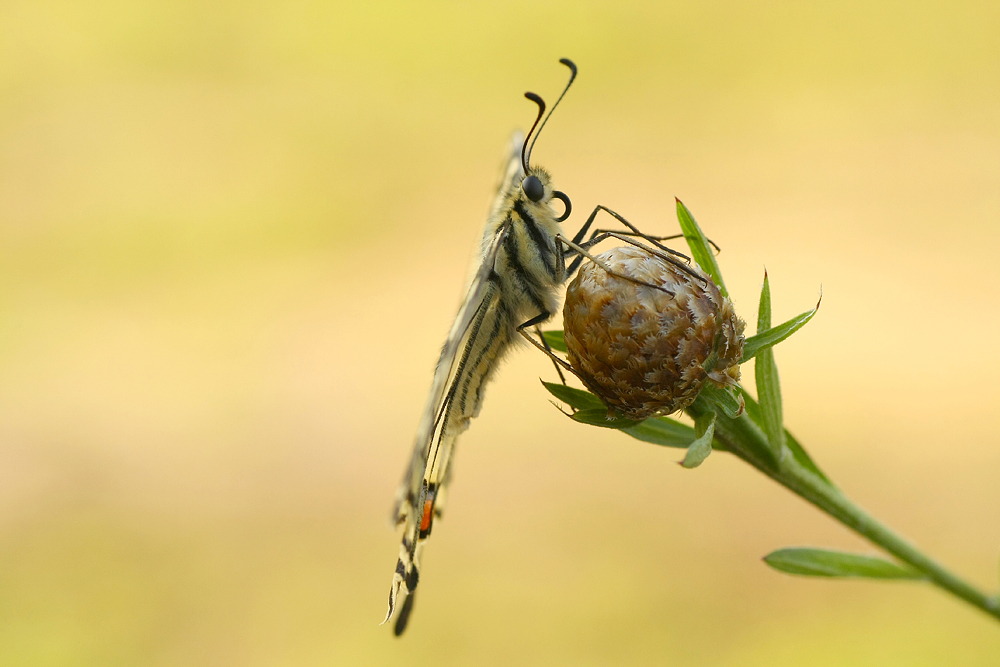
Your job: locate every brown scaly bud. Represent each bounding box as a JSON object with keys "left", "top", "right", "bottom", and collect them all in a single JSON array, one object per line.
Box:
[{"left": 563, "top": 245, "right": 745, "bottom": 420}]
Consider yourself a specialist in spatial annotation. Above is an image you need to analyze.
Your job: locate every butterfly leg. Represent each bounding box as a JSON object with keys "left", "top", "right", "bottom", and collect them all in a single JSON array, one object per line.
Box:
[
  {"left": 573, "top": 204, "right": 722, "bottom": 254},
  {"left": 581, "top": 207, "right": 694, "bottom": 267},
  {"left": 557, "top": 235, "right": 675, "bottom": 296},
  {"left": 566, "top": 203, "right": 609, "bottom": 248},
  {"left": 516, "top": 313, "right": 578, "bottom": 375},
  {"left": 534, "top": 324, "right": 567, "bottom": 384},
  {"left": 567, "top": 206, "right": 692, "bottom": 276},
  {"left": 560, "top": 203, "right": 619, "bottom": 276},
  {"left": 581, "top": 230, "right": 708, "bottom": 285},
  {"left": 585, "top": 229, "right": 721, "bottom": 254}
]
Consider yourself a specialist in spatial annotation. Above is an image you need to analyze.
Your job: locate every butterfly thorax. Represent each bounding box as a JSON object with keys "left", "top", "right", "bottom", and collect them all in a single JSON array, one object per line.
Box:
[{"left": 485, "top": 166, "right": 565, "bottom": 326}]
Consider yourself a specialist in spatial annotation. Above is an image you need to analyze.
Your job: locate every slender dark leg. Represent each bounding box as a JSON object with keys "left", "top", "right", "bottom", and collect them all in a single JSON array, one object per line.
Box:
[
  {"left": 584, "top": 207, "right": 694, "bottom": 262},
  {"left": 567, "top": 206, "right": 690, "bottom": 275},
  {"left": 516, "top": 311, "right": 551, "bottom": 331},
  {"left": 518, "top": 330, "right": 578, "bottom": 376},
  {"left": 515, "top": 312, "right": 577, "bottom": 372},
  {"left": 584, "top": 229, "right": 720, "bottom": 254},
  {"left": 569, "top": 204, "right": 605, "bottom": 245},
  {"left": 558, "top": 235, "right": 674, "bottom": 295},
  {"left": 574, "top": 231, "right": 707, "bottom": 284},
  {"left": 534, "top": 324, "right": 566, "bottom": 384}
]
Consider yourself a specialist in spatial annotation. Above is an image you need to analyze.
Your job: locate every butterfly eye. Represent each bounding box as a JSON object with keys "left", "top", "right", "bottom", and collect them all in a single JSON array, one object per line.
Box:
[{"left": 521, "top": 175, "right": 544, "bottom": 202}]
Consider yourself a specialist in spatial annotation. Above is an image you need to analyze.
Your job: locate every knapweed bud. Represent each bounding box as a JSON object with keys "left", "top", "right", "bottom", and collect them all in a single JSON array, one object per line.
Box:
[{"left": 563, "top": 245, "right": 745, "bottom": 420}]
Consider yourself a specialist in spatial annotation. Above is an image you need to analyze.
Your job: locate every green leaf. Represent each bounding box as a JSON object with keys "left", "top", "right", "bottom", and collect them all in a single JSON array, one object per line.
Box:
[
  {"left": 571, "top": 408, "right": 643, "bottom": 430},
  {"left": 681, "top": 411, "right": 716, "bottom": 468},
  {"left": 545, "top": 382, "right": 713, "bottom": 450},
  {"left": 542, "top": 381, "right": 604, "bottom": 411},
  {"left": 675, "top": 199, "right": 727, "bottom": 297},
  {"left": 691, "top": 393, "right": 780, "bottom": 471},
  {"left": 740, "top": 294, "right": 821, "bottom": 363},
  {"left": 699, "top": 383, "right": 743, "bottom": 419},
  {"left": 739, "top": 387, "right": 830, "bottom": 484},
  {"left": 621, "top": 417, "right": 699, "bottom": 449},
  {"left": 542, "top": 330, "right": 568, "bottom": 353},
  {"left": 763, "top": 548, "right": 924, "bottom": 580},
  {"left": 754, "top": 272, "right": 786, "bottom": 457}
]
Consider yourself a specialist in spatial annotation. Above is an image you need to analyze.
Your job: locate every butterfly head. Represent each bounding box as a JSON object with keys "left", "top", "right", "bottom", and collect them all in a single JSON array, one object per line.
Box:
[{"left": 520, "top": 167, "right": 572, "bottom": 222}]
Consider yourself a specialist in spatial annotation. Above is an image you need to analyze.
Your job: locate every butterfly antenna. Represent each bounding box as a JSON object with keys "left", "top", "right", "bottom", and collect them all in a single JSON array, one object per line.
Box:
[
  {"left": 526, "top": 58, "right": 577, "bottom": 165},
  {"left": 521, "top": 93, "right": 546, "bottom": 174}
]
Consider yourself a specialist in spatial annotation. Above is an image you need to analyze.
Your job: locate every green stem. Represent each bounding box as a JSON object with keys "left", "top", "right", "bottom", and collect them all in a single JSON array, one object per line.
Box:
[{"left": 703, "top": 409, "right": 1000, "bottom": 622}]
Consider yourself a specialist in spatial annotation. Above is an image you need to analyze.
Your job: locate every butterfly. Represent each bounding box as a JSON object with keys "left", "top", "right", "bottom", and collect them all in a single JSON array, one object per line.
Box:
[{"left": 383, "top": 58, "right": 687, "bottom": 634}]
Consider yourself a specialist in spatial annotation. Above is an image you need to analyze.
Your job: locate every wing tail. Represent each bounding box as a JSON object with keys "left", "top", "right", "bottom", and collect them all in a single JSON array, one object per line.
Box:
[{"left": 383, "top": 434, "right": 452, "bottom": 633}]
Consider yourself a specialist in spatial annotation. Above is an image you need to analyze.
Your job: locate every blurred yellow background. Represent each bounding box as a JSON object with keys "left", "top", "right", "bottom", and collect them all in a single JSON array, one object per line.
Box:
[{"left": 1, "top": 1, "right": 999, "bottom": 664}]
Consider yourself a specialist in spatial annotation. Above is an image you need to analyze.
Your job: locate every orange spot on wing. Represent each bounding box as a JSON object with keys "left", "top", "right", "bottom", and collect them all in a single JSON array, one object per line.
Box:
[{"left": 420, "top": 498, "right": 434, "bottom": 532}]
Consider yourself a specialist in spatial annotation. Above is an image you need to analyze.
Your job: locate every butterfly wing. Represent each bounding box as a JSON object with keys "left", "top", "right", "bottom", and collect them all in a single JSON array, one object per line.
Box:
[
  {"left": 385, "top": 134, "right": 524, "bottom": 632},
  {"left": 486, "top": 132, "right": 525, "bottom": 234}
]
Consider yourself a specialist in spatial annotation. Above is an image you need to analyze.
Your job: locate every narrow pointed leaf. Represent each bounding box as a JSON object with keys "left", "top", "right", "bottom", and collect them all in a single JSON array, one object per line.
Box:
[
  {"left": 699, "top": 383, "right": 744, "bottom": 419},
  {"left": 692, "top": 393, "right": 780, "bottom": 471},
  {"left": 622, "top": 417, "right": 699, "bottom": 449},
  {"left": 740, "top": 294, "right": 821, "bottom": 363},
  {"left": 739, "top": 387, "right": 830, "bottom": 484},
  {"left": 542, "top": 382, "right": 604, "bottom": 411},
  {"left": 681, "top": 411, "right": 716, "bottom": 468},
  {"left": 547, "top": 382, "right": 714, "bottom": 450},
  {"left": 754, "top": 273, "right": 786, "bottom": 457},
  {"left": 571, "top": 408, "right": 643, "bottom": 430},
  {"left": 675, "top": 199, "right": 727, "bottom": 297},
  {"left": 542, "top": 330, "right": 568, "bottom": 353},
  {"left": 764, "top": 548, "right": 924, "bottom": 580}
]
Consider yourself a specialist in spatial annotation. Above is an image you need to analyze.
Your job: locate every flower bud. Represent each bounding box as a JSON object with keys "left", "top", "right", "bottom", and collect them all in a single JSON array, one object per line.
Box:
[{"left": 563, "top": 245, "right": 745, "bottom": 420}]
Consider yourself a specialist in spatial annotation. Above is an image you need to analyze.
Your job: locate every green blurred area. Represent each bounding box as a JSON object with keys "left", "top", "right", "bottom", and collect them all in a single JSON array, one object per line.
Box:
[{"left": 1, "top": 1, "right": 999, "bottom": 664}]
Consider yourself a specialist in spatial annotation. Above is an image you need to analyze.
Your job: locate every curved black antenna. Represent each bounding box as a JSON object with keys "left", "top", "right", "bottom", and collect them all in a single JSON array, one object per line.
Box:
[
  {"left": 521, "top": 93, "right": 546, "bottom": 174},
  {"left": 552, "top": 190, "right": 572, "bottom": 222},
  {"left": 526, "top": 58, "right": 578, "bottom": 166}
]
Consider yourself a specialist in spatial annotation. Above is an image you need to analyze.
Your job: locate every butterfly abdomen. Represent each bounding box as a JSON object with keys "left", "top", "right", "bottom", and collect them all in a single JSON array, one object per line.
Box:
[{"left": 447, "top": 283, "right": 512, "bottom": 428}]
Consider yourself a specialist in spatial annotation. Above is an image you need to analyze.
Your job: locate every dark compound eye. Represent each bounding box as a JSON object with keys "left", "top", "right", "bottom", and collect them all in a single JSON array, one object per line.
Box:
[{"left": 521, "top": 175, "right": 544, "bottom": 202}]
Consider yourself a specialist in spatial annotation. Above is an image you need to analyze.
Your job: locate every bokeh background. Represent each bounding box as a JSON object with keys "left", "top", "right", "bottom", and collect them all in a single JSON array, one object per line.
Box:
[{"left": 1, "top": 1, "right": 999, "bottom": 664}]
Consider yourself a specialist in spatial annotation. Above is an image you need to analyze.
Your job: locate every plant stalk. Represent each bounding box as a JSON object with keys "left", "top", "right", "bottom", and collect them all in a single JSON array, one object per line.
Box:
[{"left": 701, "top": 409, "right": 1000, "bottom": 623}]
